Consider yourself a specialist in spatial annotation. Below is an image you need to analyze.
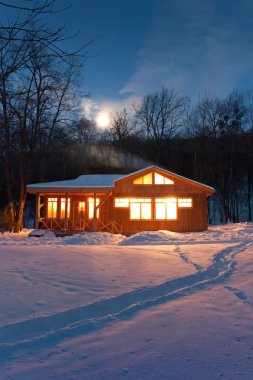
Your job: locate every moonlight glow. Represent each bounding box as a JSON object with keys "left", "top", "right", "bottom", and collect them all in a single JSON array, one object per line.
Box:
[{"left": 96, "top": 113, "right": 110, "bottom": 128}]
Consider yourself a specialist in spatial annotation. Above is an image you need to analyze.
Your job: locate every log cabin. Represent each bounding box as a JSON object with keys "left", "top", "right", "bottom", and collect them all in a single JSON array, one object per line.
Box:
[{"left": 27, "top": 166, "right": 215, "bottom": 235}]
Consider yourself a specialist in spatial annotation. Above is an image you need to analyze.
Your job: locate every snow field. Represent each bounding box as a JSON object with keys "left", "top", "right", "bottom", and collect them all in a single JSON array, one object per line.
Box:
[{"left": 0, "top": 223, "right": 253, "bottom": 379}]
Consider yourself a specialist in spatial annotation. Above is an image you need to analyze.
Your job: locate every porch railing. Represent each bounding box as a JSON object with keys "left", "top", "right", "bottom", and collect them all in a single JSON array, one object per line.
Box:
[{"left": 38, "top": 217, "right": 122, "bottom": 234}]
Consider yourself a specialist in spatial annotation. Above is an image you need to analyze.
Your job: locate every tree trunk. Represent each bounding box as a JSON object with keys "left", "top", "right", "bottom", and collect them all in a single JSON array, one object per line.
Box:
[{"left": 14, "top": 191, "right": 27, "bottom": 232}]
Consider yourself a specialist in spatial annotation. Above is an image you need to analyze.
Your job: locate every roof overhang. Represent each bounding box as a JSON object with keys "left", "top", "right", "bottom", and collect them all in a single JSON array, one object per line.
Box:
[{"left": 27, "top": 186, "right": 114, "bottom": 195}]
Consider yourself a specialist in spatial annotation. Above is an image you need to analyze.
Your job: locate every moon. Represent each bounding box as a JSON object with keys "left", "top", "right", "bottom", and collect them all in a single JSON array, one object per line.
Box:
[{"left": 96, "top": 113, "right": 110, "bottom": 128}]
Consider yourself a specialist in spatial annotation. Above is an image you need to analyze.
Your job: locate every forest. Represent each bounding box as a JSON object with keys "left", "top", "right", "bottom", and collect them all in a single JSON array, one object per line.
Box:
[{"left": 0, "top": 1, "right": 253, "bottom": 231}]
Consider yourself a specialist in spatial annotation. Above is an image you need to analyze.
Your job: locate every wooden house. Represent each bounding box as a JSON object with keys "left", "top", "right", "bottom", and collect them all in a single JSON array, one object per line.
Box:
[{"left": 27, "top": 166, "right": 215, "bottom": 235}]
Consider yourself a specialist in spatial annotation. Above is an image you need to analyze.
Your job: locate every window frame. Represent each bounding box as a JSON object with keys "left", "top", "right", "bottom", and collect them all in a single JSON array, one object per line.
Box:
[
  {"left": 133, "top": 171, "right": 174, "bottom": 186},
  {"left": 133, "top": 172, "right": 153, "bottom": 185},
  {"left": 60, "top": 198, "right": 71, "bottom": 219},
  {"left": 178, "top": 198, "right": 193, "bottom": 208},
  {"left": 129, "top": 198, "right": 152, "bottom": 220},
  {"left": 88, "top": 197, "right": 100, "bottom": 219},
  {"left": 154, "top": 198, "right": 177, "bottom": 220},
  {"left": 47, "top": 197, "right": 58, "bottom": 218},
  {"left": 114, "top": 198, "right": 130, "bottom": 208},
  {"left": 154, "top": 172, "right": 174, "bottom": 185}
]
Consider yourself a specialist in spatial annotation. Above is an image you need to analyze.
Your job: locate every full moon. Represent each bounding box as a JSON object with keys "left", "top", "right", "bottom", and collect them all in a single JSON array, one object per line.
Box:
[{"left": 96, "top": 113, "right": 110, "bottom": 128}]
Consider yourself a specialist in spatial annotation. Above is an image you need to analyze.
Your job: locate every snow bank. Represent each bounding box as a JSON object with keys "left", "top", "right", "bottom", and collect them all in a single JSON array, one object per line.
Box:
[
  {"left": 0, "top": 222, "right": 252, "bottom": 246},
  {"left": 61, "top": 232, "right": 123, "bottom": 245}
]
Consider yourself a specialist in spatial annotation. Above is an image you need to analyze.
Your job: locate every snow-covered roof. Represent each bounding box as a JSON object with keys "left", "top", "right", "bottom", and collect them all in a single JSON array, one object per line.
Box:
[
  {"left": 27, "top": 166, "right": 215, "bottom": 194},
  {"left": 27, "top": 174, "right": 125, "bottom": 192}
]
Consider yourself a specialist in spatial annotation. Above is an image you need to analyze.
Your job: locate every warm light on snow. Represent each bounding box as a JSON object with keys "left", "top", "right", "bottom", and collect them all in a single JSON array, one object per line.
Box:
[
  {"left": 1, "top": 223, "right": 253, "bottom": 379},
  {"left": 96, "top": 112, "right": 110, "bottom": 128}
]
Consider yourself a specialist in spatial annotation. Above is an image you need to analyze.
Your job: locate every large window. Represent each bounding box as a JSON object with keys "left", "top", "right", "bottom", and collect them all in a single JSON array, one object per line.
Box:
[
  {"left": 88, "top": 197, "right": 100, "bottom": 219},
  {"left": 60, "top": 198, "right": 70, "bottom": 218},
  {"left": 130, "top": 198, "right": 152, "bottom": 220},
  {"left": 133, "top": 173, "right": 152, "bottom": 185},
  {"left": 115, "top": 196, "right": 192, "bottom": 221},
  {"left": 155, "top": 198, "right": 177, "bottom": 220},
  {"left": 154, "top": 172, "right": 174, "bottom": 184},
  {"left": 48, "top": 198, "right": 58, "bottom": 218}
]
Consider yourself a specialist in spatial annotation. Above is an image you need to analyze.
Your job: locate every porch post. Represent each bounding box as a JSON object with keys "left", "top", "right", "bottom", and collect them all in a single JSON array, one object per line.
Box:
[
  {"left": 91, "top": 193, "right": 98, "bottom": 231},
  {"left": 93, "top": 193, "right": 97, "bottom": 219},
  {"left": 35, "top": 193, "right": 40, "bottom": 229},
  {"left": 64, "top": 193, "right": 68, "bottom": 230}
]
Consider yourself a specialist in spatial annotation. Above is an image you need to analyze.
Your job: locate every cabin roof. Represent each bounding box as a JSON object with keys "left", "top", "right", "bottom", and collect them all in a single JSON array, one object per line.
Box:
[
  {"left": 27, "top": 166, "right": 215, "bottom": 194},
  {"left": 27, "top": 174, "right": 125, "bottom": 192}
]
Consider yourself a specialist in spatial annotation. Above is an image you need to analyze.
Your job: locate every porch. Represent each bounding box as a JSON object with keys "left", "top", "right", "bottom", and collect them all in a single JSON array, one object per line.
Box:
[{"left": 35, "top": 193, "right": 122, "bottom": 235}]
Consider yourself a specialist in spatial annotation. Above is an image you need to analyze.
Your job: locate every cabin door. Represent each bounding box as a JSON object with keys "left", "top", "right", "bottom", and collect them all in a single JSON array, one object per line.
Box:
[{"left": 73, "top": 201, "right": 86, "bottom": 229}]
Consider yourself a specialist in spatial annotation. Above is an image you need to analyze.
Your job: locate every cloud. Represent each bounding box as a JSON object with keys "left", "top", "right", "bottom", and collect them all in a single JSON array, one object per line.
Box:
[{"left": 120, "top": 0, "right": 253, "bottom": 101}]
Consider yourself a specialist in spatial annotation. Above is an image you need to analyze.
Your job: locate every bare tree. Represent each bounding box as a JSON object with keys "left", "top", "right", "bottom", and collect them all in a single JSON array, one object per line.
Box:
[
  {"left": 0, "top": 1, "right": 90, "bottom": 231},
  {"left": 187, "top": 95, "right": 221, "bottom": 138},
  {"left": 134, "top": 88, "right": 186, "bottom": 162},
  {"left": 109, "top": 108, "right": 137, "bottom": 143},
  {"left": 68, "top": 117, "right": 98, "bottom": 144},
  {"left": 135, "top": 88, "right": 186, "bottom": 141}
]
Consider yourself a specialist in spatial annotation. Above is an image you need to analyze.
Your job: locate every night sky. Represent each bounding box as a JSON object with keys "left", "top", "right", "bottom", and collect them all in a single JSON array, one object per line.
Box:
[{"left": 3, "top": 0, "right": 253, "bottom": 123}]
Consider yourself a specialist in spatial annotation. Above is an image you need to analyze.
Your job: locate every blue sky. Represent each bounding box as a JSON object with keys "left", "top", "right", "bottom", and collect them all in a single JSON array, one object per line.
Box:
[{"left": 3, "top": 0, "right": 253, "bottom": 122}]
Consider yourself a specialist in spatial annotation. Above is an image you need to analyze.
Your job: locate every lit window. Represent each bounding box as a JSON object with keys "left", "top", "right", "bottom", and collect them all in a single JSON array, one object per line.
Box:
[
  {"left": 48, "top": 198, "right": 58, "bottom": 218},
  {"left": 154, "top": 173, "right": 174, "bottom": 184},
  {"left": 133, "top": 173, "right": 152, "bottom": 185},
  {"left": 78, "top": 202, "right": 85, "bottom": 212},
  {"left": 130, "top": 198, "right": 152, "bottom": 220},
  {"left": 88, "top": 197, "right": 100, "bottom": 219},
  {"left": 178, "top": 198, "right": 192, "bottom": 208},
  {"left": 115, "top": 198, "right": 129, "bottom": 207},
  {"left": 155, "top": 198, "right": 177, "bottom": 220},
  {"left": 60, "top": 198, "right": 70, "bottom": 218}
]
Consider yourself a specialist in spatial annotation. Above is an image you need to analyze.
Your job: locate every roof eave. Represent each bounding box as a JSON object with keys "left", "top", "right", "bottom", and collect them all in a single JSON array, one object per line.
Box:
[{"left": 27, "top": 186, "right": 114, "bottom": 194}]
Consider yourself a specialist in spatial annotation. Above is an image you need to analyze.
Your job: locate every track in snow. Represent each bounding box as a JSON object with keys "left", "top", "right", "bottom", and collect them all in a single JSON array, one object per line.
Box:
[{"left": 0, "top": 242, "right": 250, "bottom": 355}]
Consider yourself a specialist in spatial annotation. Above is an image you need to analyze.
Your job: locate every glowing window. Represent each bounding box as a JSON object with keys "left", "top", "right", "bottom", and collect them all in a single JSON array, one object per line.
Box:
[
  {"left": 48, "top": 198, "right": 58, "bottom": 218},
  {"left": 178, "top": 198, "right": 192, "bottom": 208},
  {"left": 133, "top": 173, "right": 152, "bottom": 185},
  {"left": 115, "top": 198, "right": 129, "bottom": 207},
  {"left": 155, "top": 198, "right": 177, "bottom": 220},
  {"left": 60, "top": 198, "right": 70, "bottom": 218},
  {"left": 78, "top": 202, "right": 85, "bottom": 212},
  {"left": 88, "top": 197, "right": 100, "bottom": 219},
  {"left": 154, "top": 173, "right": 174, "bottom": 185},
  {"left": 130, "top": 198, "right": 152, "bottom": 220}
]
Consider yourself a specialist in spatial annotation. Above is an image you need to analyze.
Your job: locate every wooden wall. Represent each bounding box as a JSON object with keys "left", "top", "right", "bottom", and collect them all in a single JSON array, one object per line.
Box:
[
  {"left": 99, "top": 170, "right": 210, "bottom": 234},
  {"left": 41, "top": 168, "right": 213, "bottom": 234}
]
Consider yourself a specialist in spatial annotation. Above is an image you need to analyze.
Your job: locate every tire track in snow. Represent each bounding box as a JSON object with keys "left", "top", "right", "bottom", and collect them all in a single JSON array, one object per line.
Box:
[{"left": 0, "top": 242, "right": 250, "bottom": 354}]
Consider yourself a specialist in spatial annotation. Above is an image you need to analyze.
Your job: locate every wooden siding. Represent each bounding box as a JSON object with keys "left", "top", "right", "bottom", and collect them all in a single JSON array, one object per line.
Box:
[
  {"left": 110, "top": 168, "right": 210, "bottom": 233},
  {"left": 34, "top": 168, "right": 214, "bottom": 234},
  {"left": 109, "top": 194, "right": 208, "bottom": 234}
]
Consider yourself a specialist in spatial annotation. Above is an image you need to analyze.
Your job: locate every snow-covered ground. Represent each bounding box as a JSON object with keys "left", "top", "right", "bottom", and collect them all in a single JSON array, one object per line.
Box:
[{"left": 0, "top": 223, "right": 253, "bottom": 379}]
